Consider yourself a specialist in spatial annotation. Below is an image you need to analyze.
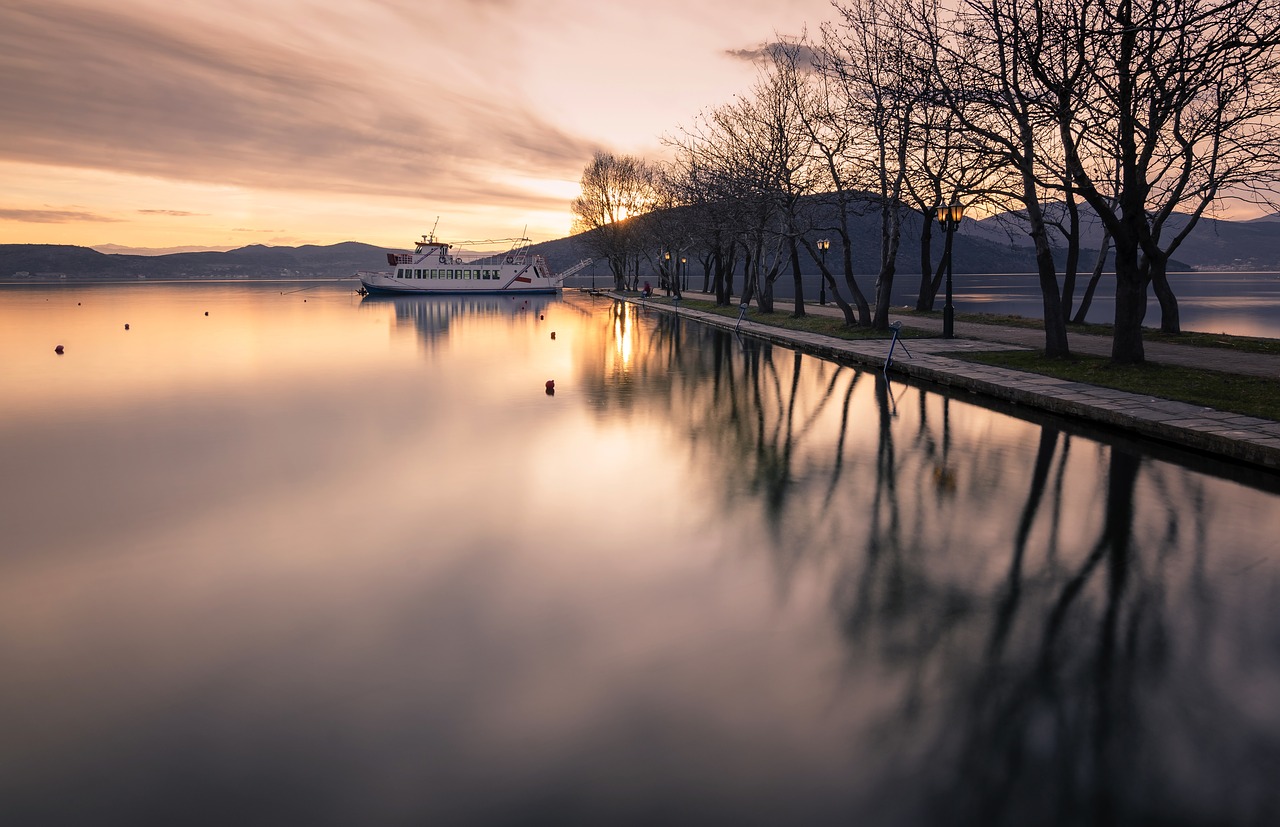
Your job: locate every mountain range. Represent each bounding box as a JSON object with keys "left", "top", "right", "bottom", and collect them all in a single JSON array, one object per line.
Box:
[{"left": 4, "top": 206, "right": 1279, "bottom": 281}]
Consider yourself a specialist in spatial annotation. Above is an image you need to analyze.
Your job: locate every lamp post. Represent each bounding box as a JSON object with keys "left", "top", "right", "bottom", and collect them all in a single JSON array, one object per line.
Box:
[
  {"left": 816, "top": 238, "right": 830, "bottom": 305},
  {"left": 663, "top": 251, "right": 671, "bottom": 296},
  {"left": 681, "top": 257, "right": 687, "bottom": 292},
  {"left": 935, "top": 201, "right": 965, "bottom": 339}
]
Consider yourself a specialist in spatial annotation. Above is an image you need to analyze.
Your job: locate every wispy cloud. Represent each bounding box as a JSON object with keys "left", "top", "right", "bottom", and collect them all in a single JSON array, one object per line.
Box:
[
  {"left": 725, "top": 41, "right": 821, "bottom": 70},
  {"left": 0, "top": 207, "right": 123, "bottom": 223},
  {"left": 137, "top": 209, "right": 207, "bottom": 217},
  {"left": 0, "top": 1, "right": 595, "bottom": 206},
  {"left": 0, "top": 0, "right": 838, "bottom": 245}
]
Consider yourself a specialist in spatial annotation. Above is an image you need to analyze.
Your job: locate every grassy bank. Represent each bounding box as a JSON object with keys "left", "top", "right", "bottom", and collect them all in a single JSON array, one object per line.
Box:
[
  {"left": 961, "top": 350, "right": 1280, "bottom": 422},
  {"left": 902, "top": 309, "right": 1280, "bottom": 356},
  {"left": 622, "top": 292, "right": 1279, "bottom": 421}
]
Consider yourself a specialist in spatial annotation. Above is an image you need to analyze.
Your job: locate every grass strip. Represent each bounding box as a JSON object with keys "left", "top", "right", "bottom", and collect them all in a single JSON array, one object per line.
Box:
[
  {"left": 901, "top": 309, "right": 1280, "bottom": 355},
  {"left": 961, "top": 350, "right": 1280, "bottom": 422}
]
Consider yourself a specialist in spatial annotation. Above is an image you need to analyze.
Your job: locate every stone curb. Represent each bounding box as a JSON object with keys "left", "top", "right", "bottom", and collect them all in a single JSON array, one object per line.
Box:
[{"left": 606, "top": 292, "right": 1280, "bottom": 473}]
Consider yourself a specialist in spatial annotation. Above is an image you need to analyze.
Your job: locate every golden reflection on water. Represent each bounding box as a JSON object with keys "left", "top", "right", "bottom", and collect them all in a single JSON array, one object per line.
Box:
[{"left": 0, "top": 283, "right": 407, "bottom": 421}]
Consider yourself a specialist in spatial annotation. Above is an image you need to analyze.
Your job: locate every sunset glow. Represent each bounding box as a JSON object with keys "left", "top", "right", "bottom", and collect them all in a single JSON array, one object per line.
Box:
[{"left": 0, "top": 0, "right": 835, "bottom": 251}]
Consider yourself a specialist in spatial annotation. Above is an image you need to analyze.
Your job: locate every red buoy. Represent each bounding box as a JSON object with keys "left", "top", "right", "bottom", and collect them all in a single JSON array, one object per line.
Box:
[
  {"left": 54, "top": 345, "right": 64, "bottom": 354},
  {"left": 545, "top": 379, "right": 555, "bottom": 391},
  {"left": 550, "top": 332, "right": 556, "bottom": 340},
  {"left": 124, "top": 323, "right": 130, "bottom": 330}
]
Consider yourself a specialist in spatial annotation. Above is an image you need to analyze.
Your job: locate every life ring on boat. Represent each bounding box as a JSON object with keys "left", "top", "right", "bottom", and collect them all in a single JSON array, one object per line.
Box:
[{"left": 505, "top": 256, "right": 513, "bottom": 264}]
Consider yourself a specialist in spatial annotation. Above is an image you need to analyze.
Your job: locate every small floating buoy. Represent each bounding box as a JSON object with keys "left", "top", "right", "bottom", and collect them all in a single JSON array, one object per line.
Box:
[
  {"left": 204, "top": 311, "right": 209, "bottom": 316},
  {"left": 550, "top": 332, "right": 556, "bottom": 340},
  {"left": 539, "top": 314, "right": 544, "bottom": 320},
  {"left": 124, "top": 323, "right": 129, "bottom": 330},
  {"left": 545, "top": 379, "right": 555, "bottom": 395},
  {"left": 77, "top": 302, "right": 81, "bottom": 306},
  {"left": 54, "top": 345, "right": 64, "bottom": 354}
]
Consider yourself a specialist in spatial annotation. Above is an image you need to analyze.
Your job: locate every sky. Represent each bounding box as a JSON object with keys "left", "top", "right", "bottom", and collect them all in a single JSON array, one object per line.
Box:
[{"left": 0, "top": 0, "right": 837, "bottom": 252}]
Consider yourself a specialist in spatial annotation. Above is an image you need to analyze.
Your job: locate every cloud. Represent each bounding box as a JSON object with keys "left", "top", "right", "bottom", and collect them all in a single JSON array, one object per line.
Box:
[
  {"left": 0, "top": 1, "right": 595, "bottom": 207},
  {"left": 724, "top": 41, "right": 821, "bottom": 70},
  {"left": 0, "top": 207, "right": 123, "bottom": 223},
  {"left": 137, "top": 209, "right": 207, "bottom": 217}
]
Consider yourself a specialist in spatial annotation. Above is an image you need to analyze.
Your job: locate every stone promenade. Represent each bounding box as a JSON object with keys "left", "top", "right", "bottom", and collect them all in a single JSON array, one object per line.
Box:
[{"left": 612, "top": 292, "right": 1280, "bottom": 472}]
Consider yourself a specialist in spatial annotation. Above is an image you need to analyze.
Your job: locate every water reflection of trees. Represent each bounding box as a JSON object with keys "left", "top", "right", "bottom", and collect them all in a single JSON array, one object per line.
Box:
[{"left": 591, "top": 299, "right": 1280, "bottom": 824}]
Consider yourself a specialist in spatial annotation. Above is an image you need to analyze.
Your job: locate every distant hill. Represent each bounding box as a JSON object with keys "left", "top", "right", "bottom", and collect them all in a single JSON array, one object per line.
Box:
[
  {"left": 0, "top": 241, "right": 386, "bottom": 280},
  {"left": 531, "top": 204, "right": 1044, "bottom": 280},
  {"left": 971, "top": 204, "right": 1280, "bottom": 271},
  {"left": 93, "top": 244, "right": 237, "bottom": 255},
  {"left": 5, "top": 202, "right": 1277, "bottom": 282}
]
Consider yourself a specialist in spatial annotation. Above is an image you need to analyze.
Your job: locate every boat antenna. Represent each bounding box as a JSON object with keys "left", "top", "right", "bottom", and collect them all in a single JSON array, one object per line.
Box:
[{"left": 426, "top": 216, "right": 440, "bottom": 244}]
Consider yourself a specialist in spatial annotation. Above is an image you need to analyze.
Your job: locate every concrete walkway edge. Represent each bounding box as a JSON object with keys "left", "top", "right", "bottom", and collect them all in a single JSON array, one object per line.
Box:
[{"left": 603, "top": 292, "right": 1280, "bottom": 473}]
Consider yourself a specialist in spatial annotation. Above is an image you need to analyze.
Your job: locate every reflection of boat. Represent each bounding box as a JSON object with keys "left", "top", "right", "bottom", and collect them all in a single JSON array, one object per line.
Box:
[
  {"left": 358, "top": 231, "right": 588, "bottom": 296},
  {"left": 361, "top": 292, "right": 556, "bottom": 342}
]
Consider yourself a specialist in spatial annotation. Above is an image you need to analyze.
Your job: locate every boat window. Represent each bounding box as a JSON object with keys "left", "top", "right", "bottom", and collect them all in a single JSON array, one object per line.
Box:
[{"left": 397, "top": 268, "right": 404, "bottom": 278}]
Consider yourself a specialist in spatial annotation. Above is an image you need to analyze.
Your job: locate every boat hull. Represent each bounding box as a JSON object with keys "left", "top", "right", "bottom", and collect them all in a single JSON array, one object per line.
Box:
[{"left": 358, "top": 271, "right": 558, "bottom": 295}]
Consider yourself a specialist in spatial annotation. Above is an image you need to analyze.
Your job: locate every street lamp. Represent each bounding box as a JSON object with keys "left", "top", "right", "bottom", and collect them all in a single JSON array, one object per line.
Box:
[
  {"left": 681, "top": 257, "right": 687, "bottom": 291},
  {"left": 663, "top": 251, "right": 672, "bottom": 296},
  {"left": 816, "top": 238, "right": 830, "bottom": 305},
  {"left": 935, "top": 201, "right": 965, "bottom": 338}
]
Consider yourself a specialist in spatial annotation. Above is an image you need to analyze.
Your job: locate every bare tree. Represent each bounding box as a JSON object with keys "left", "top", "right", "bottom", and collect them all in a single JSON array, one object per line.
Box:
[
  {"left": 571, "top": 151, "right": 657, "bottom": 291},
  {"left": 826, "top": 0, "right": 920, "bottom": 330},
  {"left": 790, "top": 30, "right": 876, "bottom": 325},
  {"left": 1017, "top": 0, "right": 1280, "bottom": 360},
  {"left": 922, "top": 0, "right": 1074, "bottom": 357}
]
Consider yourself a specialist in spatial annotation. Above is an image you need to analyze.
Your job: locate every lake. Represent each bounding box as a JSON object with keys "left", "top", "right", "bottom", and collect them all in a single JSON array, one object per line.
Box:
[
  {"left": 628, "top": 270, "right": 1280, "bottom": 338},
  {"left": 2, "top": 282, "right": 1279, "bottom": 826}
]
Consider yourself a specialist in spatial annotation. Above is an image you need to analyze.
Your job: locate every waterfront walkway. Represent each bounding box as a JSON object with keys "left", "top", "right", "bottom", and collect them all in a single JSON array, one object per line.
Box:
[{"left": 606, "top": 292, "right": 1280, "bottom": 472}]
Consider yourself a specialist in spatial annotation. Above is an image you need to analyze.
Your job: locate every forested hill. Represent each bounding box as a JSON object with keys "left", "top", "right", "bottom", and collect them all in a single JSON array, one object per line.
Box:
[
  {"left": 529, "top": 203, "right": 1280, "bottom": 279},
  {"left": 5, "top": 206, "right": 1277, "bottom": 281},
  {"left": 0, "top": 242, "right": 385, "bottom": 280}
]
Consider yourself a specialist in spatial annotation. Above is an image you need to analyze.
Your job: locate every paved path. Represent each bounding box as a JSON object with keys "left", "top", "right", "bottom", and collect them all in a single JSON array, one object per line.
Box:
[
  {"left": 868, "top": 307, "right": 1280, "bottom": 378},
  {"left": 605, "top": 292, "right": 1280, "bottom": 472}
]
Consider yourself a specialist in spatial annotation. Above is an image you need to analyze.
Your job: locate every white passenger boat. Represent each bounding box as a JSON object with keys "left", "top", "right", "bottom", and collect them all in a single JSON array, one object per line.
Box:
[{"left": 358, "top": 232, "right": 575, "bottom": 295}]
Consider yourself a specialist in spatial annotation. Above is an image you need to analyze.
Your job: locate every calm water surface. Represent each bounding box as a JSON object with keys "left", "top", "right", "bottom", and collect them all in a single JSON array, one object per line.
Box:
[
  {"left": 2, "top": 282, "right": 1279, "bottom": 826},
  {"left": 743, "top": 270, "right": 1280, "bottom": 338}
]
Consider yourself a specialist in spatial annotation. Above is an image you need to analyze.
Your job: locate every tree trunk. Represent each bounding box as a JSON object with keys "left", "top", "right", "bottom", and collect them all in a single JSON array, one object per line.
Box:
[
  {"left": 916, "top": 210, "right": 937, "bottom": 311},
  {"left": 1072, "top": 232, "right": 1111, "bottom": 324},
  {"left": 807, "top": 238, "right": 856, "bottom": 325},
  {"left": 873, "top": 203, "right": 902, "bottom": 331},
  {"left": 1029, "top": 213, "right": 1070, "bottom": 358},
  {"left": 838, "top": 229, "right": 872, "bottom": 325},
  {"left": 1111, "top": 242, "right": 1147, "bottom": 363},
  {"left": 1149, "top": 254, "right": 1180, "bottom": 334},
  {"left": 789, "top": 237, "right": 805, "bottom": 317},
  {"left": 1061, "top": 194, "right": 1081, "bottom": 319}
]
